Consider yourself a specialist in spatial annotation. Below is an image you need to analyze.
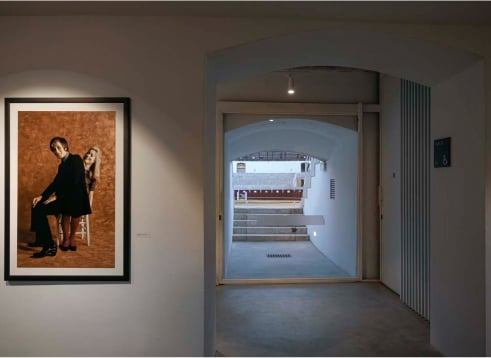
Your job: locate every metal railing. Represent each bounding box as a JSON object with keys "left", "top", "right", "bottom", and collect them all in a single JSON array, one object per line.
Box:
[
  {"left": 234, "top": 189, "right": 303, "bottom": 201},
  {"left": 236, "top": 151, "right": 312, "bottom": 162}
]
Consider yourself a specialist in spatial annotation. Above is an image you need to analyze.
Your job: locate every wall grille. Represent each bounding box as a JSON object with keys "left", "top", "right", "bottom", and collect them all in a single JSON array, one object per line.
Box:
[
  {"left": 401, "top": 79, "right": 431, "bottom": 320},
  {"left": 330, "top": 178, "right": 335, "bottom": 199}
]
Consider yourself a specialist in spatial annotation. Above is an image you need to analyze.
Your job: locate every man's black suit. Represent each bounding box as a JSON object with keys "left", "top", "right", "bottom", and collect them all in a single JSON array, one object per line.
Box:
[{"left": 30, "top": 153, "right": 92, "bottom": 247}]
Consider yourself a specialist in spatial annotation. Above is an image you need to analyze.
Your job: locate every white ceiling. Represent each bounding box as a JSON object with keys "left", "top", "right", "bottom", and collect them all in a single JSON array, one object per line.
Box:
[
  {"left": 0, "top": 1, "right": 490, "bottom": 26},
  {"left": 225, "top": 118, "right": 356, "bottom": 162}
]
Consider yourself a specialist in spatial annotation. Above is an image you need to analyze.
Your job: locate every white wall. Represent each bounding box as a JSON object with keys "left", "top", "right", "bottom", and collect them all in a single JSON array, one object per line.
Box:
[
  {"left": 0, "top": 70, "right": 204, "bottom": 356},
  {"left": 362, "top": 114, "right": 380, "bottom": 279},
  {"left": 232, "top": 161, "right": 304, "bottom": 173},
  {"left": 223, "top": 162, "right": 234, "bottom": 278},
  {"left": 379, "top": 75, "right": 402, "bottom": 294},
  {"left": 431, "top": 62, "right": 486, "bottom": 356},
  {"left": 303, "top": 136, "right": 358, "bottom": 276}
]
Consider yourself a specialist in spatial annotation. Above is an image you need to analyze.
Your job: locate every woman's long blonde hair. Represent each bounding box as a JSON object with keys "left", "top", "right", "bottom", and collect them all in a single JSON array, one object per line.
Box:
[{"left": 86, "top": 146, "right": 102, "bottom": 179}]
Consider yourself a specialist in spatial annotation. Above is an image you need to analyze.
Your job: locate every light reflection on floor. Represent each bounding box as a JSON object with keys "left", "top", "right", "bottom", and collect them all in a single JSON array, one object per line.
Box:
[{"left": 226, "top": 241, "right": 350, "bottom": 279}]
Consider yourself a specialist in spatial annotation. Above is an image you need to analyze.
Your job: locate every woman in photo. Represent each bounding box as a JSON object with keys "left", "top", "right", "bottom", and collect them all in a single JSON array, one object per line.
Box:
[
  {"left": 83, "top": 146, "right": 102, "bottom": 207},
  {"left": 59, "top": 146, "right": 101, "bottom": 251}
]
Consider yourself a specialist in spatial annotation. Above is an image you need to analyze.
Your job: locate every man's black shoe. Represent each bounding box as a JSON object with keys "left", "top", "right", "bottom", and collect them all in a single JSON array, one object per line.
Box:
[
  {"left": 27, "top": 242, "right": 43, "bottom": 248},
  {"left": 32, "top": 244, "right": 57, "bottom": 258}
]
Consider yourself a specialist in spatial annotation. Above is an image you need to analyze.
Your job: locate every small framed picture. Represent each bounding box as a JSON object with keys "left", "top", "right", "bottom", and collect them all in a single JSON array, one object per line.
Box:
[{"left": 4, "top": 97, "right": 130, "bottom": 281}]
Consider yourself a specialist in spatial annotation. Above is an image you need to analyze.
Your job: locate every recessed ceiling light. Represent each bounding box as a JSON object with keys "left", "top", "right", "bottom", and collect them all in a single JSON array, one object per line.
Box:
[{"left": 287, "top": 74, "right": 295, "bottom": 95}]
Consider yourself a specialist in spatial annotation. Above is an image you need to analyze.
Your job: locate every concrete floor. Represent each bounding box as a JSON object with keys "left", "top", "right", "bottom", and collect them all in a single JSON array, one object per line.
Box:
[
  {"left": 216, "top": 282, "right": 441, "bottom": 357},
  {"left": 226, "top": 241, "right": 350, "bottom": 279}
]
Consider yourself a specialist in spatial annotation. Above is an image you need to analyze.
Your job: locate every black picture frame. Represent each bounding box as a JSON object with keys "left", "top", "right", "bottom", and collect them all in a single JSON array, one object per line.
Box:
[{"left": 4, "top": 97, "right": 130, "bottom": 281}]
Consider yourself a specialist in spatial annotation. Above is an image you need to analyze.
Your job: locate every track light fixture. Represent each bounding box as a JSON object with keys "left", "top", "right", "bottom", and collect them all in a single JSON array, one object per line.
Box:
[{"left": 287, "top": 74, "right": 295, "bottom": 95}]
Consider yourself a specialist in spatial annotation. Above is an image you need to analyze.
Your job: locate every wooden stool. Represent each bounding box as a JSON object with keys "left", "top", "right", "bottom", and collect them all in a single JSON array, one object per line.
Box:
[{"left": 56, "top": 214, "right": 91, "bottom": 246}]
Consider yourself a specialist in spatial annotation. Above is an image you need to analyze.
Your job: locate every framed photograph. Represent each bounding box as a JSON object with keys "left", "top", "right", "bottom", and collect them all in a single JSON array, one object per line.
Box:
[{"left": 4, "top": 97, "right": 130, "bottom": 281}]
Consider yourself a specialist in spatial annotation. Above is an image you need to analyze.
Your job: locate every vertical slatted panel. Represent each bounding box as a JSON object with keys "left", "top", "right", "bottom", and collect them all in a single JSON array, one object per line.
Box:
[{"left": 401, "top": 79, "right": 430, "bottom": 320}]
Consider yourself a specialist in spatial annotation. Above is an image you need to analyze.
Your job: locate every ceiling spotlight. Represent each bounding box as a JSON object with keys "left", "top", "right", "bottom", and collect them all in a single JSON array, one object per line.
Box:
[
  {"left": 269, "top": 119, "right": 275, "bottom": 122},
  {"left": 287, "top": 74, "right": 295, "bottom": 95}
]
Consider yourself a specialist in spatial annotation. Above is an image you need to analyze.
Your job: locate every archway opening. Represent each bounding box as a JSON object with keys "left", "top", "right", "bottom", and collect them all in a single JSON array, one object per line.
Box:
[{"left": 222, "top": 118, "right": 359, "bottom": 280}]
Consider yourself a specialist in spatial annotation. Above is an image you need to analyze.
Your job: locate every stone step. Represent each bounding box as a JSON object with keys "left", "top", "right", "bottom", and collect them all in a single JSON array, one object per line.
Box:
[
  {"left": 233, "top": 226, "right": 308, "bottom": 235},
  {"left": 234, "top": 207, "right": 304, "bottom": 214},
  {"left": 233, "top": 234, "right": 310, "bottom": 241},
  {"left": 233, "top": 219, "right": 258, "bottom": 226},
  {"left": 233, "top": 213, "right": 324, "bottom": 227},
  {"left": 233, "top": 213, "right": 249, "bottom": 220},
  {"left": 233, "top": 219, "right": 308, "bottom": 228},
  {"left": 234, "top": 212, "right": 305, "bottom": 220}
]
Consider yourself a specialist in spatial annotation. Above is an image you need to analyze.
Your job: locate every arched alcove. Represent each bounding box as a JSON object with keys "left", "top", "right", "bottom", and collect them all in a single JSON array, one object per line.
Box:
[{"left": 205, "top": 29, "right": 486, "bottom": 356}]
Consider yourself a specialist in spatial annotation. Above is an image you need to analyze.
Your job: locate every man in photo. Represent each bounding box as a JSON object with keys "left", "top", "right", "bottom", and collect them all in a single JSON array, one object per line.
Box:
[{"left": 30, "top": 137, "right": 92, "bottom": 258}]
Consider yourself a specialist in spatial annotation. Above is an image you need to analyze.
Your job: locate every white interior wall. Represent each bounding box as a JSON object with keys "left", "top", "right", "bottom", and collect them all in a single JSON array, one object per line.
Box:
[
  {"left": 379, "top": 74, "right": 402, "bottom": 294},
  {"left": 303, "top": 136, "right": 358, "bottom": 276},
  {"left": 233, "top": 161, "right": 304, "bottom": 173},
  {"left": 223, "top": 162, "right": 234, "bottom": 278},
  {"left": 0, "top": 70, "right": 203, "bottom": 356},
  {"left": 431, "top": 62, "right": 486, "bottom": 356},
  {"left": 362, "top": 114, "right": 380, "bottom": 279}
]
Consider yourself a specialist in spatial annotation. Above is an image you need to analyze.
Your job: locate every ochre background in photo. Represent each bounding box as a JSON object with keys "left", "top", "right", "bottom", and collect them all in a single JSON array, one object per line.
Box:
[{"left": 17, "top": 111, "right": 116, "bottom": 268}]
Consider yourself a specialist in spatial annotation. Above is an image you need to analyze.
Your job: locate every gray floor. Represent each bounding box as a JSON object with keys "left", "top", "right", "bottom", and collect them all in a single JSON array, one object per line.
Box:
[
  {"left": 216, "top": 282, "right": 441, "bottom": 357},
  {"left": 226, "top": 241, "right": 350, "bottom": 279}
]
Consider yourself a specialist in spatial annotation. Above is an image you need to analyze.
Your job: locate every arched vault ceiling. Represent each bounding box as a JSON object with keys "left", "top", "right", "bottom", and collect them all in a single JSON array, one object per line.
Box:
[{"left": 225, "top": 118, "right": 356, "bottom": 162}]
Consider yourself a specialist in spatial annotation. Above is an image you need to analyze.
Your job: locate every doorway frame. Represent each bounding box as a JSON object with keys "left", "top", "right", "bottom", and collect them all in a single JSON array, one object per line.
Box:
[{"left": 216, "top": 100, "right": 380, "bottom": 284}]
